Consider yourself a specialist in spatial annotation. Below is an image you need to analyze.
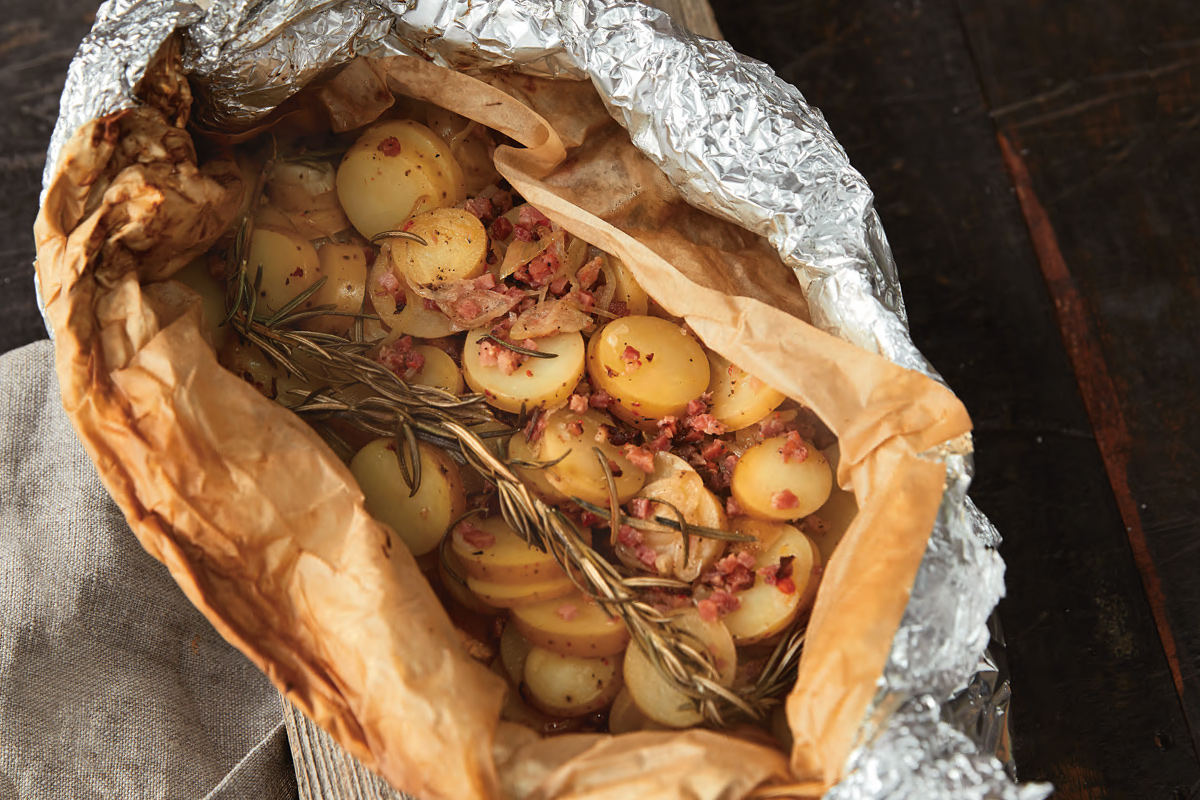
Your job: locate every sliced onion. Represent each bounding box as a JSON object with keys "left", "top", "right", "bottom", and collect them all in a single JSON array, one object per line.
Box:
[{"left": 509, "top": 296, "right": 594, "bottom": 339}]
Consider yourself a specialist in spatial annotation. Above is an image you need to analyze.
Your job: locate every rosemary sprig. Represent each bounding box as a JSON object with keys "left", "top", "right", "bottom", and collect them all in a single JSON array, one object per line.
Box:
[
  {"left": 571, "top": 498, "right": 756, "bottom": 544},
  {"left": 371, "top": 229, "right": 429, "bottom": 246},
  {"left": 479, "top": 333, "right": 559, "bottom": 359}
]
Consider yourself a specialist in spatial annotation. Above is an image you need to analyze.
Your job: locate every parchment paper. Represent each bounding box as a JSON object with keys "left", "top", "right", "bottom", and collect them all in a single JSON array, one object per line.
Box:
[{"left": 35, "top": 44, "right": 972, "bottom": 800}]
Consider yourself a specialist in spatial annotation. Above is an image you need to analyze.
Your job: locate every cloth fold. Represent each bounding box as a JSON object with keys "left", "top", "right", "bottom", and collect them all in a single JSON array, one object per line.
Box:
[{"left": 0, "top": 340, "right": 295, "bottom": 800}]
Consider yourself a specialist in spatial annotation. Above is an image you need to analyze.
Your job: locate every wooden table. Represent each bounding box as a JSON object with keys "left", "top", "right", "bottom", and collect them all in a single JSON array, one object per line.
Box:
[{"left": 3, "top": 1, "right": 1198, "bottom": 797}]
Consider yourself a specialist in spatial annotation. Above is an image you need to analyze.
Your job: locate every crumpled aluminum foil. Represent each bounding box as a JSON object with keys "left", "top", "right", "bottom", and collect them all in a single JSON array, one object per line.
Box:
[{"left": 41, "top": 1, "right": 1054, "bottom": 798}]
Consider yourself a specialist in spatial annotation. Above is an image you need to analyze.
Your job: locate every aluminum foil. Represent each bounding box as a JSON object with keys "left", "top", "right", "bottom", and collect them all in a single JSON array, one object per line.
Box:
[{"left": 42, "top": 1, "right": 1053, "bottom": 797}]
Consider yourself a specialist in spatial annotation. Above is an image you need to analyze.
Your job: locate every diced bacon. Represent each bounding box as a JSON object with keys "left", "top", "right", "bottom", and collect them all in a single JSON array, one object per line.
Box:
[
  {"left": 512, "top": 224, "right": 535, "bottom": 242},
  {"left": 606, "top": 425, "right": 638, "bottom": 446},
  {"left": 454, "top": 297, "right": 482, "bottom": 320},
  {"left": 700, "top": 439, "right": 727, "bottom": 461},
  {"left": 568, "top": 394, "right": 589, "bottom": 413},
  {"left": 593, "top": 425, "right": 611, "bottom": 444},
  {"left": 635, "top": 545, "right": 658, "bottom": 571},
  {"left": 478, "top": 339, "right": 501, "bottom": 367},
  {"left": 548, "top": 274, "right": 569, "bottom": 294},
  {"left": 617, "top": 524, "right": 643, "bottom": 547},
  {"left": 623, "top": 445, "right": 655, "bottom": 473},
  {"left": 760, "top": 413, "right": 787, "bottom": 438},
  {"left": 462, "top": 196, "right": 494, "bottom": 221},
  {"left": 524, "top": 408, "right": 549, "bottom": 445},
  {"left": 575, "top": 289, "right": 595, "bottom": 312},
  {"left": 687, "top": 414, "right": 726, "bottom": 436},
  {"left": 771, "top": 489, "right": 799, "bottom": 510},
  {"left": 496, "top": 347, "right": 523, "bottom": 376},
  {"left": 579, "top": 511, "right": 602, "bottom": 528},
  {"left": 629, "top": 497, "right": 653, "bottom": 520},
  {"left": 565, "top": 419, "right": 584, "bottom": 437},
  {"left": 781, "top": 430, "right": 809, "bottom": 463},
  {"left": 607, "top": 300, "right": 630, "bottom": 317},
  {"left": 576, "top": 256, "right": 603, "bottom": 290},
  {"left": 725, "top": 496, "right": 743, "bottom": 518},
  {"left": 643, "top": 588, "right": 691, "bottom": 614},
  {"left": 621, "top": 345, "right": 642, "bottom": 372},
  {"left": 376, "top": 336, "right": 426, "bottom": 380},
  {"left": 556, "top": 603, "right": 579, "bottom": 621},
  {"left": 458, "top": 522, "right": 495, "bottom": 549},
  {"left": 473, "top": 272, "right": 497, "bottom": 291},
  {"left": 374, "top": 269, "right": 405, "bottom": 303},
  {"left": 647, "top": 433, "right": 672, "bottom": 452},
  {"left": 686, "top": 397, "right": 708, "bottom": 416},
  {"left": 696, "top": 589, "right": 740, "bottom": 622},
  {"left": 703, "top": 551, "right": 756, "bottom": 592},
  {"left": 519, "top": 205, "right": 552, "bottom": 228},
  {"left": 588, "top": 389, "right": 615, "bottom": 409},
  {"left": 490, "top": 216, "right": 514, "bottom": 240},
  {"left": 526, "top": 250, "right": 560, "bottom": 285},
  {"left": 423, "top": 298, "right": 439, "bottom": 310},
  {"left": 377, "top": 136, "right": 402, "bottom": 156}
]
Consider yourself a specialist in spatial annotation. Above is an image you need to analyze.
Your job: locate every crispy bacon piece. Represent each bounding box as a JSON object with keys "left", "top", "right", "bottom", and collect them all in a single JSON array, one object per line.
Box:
[
  {"left": 696, "top": 589, "right": 741, "bottom": 622},
  {"left": 556, "top": 603, "right": 579, "bottom": 621},
  {"left": 374, "top": 269, "right": 405, "bottom": 304},
  {"left": 458, "top": 522, "right": 495, "bottom": 549},
  {"left": 647, "top": 433, "right": 672, "bottom": 452},
  {"left": 377, "top": 336, "right": 426, "bottom": 380},
  {"left": 607, "top": 300, "right": 630, "bottom": 318},
  {"left": 519, "top": 205, "right": 552, "bottom": 228},
  {"left": 377, "top": 136, "right": 402, "bottom": 156},
  {"left": 687, "top": 413, "right": 726, "bottom": 436},
  {"left": 685, "top": 396, "right": 708, "bottom": 417},
  {"left": 512, "top": 224, "right": 535, "bottom": 242},
  {"left": 490, "top": 216, "right": 514, "bottom": 241},
  {"left": 702, "top": 551, "right": 757, "bottom": 592},
  {"left": 725, "top": 495, "right": 743, "bottom": 518},
  {"left": 462, "top": 196, "right": 494, "bottom": 222},
  {"left": 634, "top": 545, "right": 658, "bottom": 571},
  {"left": 565, "top": 419, "right": 584, "bottom": 437},
  {"left": 589, "top": 389, "right": 615, "bottom": 410},
  {"left": 593, "top": 425, "right": 611, "bottom": 444},
  {"left": 771, "top": 489, "right": 799, "bottom": 510},
  {"left": 576, "top": 256, "right": 603, "bottom": 290},
  {"left": 617, "top": 524, "right": 643, "bottom": 548},
  {"left": 568, "top": 393, "right": 589, "bottom": 413},
  {"left": 760, "top": 413, "right": 787, "bottom": 439},
  {"left": 628, "top": 497, "right": 653, "bottom": 520},
  {"left": 623, "top": 444, "right": 655, "bottom": 473},
  {"left": 781, "top": 430, "right": 809, "bottom": 463},
  {"left": 656, "top": 415, "right": 678, "bottom": 439},
  {"left": 477, "top": 339, "right": 501, "bottom": 367},
  {"left": 621, "top": 345, "right": 642, "bottom": 372},
  {"left": 700, "top": 439, "right": 727, "bottom": 461}
]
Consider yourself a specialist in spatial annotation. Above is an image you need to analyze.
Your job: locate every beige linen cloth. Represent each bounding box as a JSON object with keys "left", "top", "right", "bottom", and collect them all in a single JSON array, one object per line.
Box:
[{"left": 0, "top": 340, "right": 295, "bottom": 799}]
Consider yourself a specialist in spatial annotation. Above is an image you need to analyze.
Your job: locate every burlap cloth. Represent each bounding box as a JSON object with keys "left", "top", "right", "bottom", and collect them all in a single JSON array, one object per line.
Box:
[{"left": 0, "top": 340, "right": 296, "bottom": 799}]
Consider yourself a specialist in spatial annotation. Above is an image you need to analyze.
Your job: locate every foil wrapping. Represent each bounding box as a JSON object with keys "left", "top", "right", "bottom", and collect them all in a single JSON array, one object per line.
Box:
[{"left": 41, "top": 1, "right": 1053, "bottom": 797}]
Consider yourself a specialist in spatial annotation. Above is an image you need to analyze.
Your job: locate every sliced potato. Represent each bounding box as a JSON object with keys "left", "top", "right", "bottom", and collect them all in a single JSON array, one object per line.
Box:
[
  {"left": 706, "top": 352, "right": 786, "bottom": 432},
  {"left": 461, "top": 328, "right": 585, "bottom": 413},
  {"left": 609, "top": 256, "right": 650, "bottom": 316},
  {"left": 720, "top": 521, "right": 820, "bottom": 644},
  {"left": 623, "top": 610, "right": 737, "bottom": 728},
  {"left": 268, "top": 159, "right": 338, "bottom": 212},
  {"left": 437, "top": 547, "right": 502, "bottom": 616},
  {"left": 337, "top": 119, "right": 466, "bottom": 239},
  {"left": 409, "top": 344, "right": 464, "bottom": 394},
  {"left": 299, "top": 242, "right": 367, "bottom": 335},
  {"left": 450, "top": 515, "right": 565, "bottom": 585},
  {"left": 812, "top": 445, "right": 858, "bottom": 566},
  {"left": 523, "top": 646, "right": 622, "bottom": 717},
  {"left": 607, "top": 687, "right": 667, "bottom": 734},
  {"left": 510, "top": 590, "right": 630, "bottom": 658},
  {"left": 245, "top": 227, "right": 320, "bottom": 316},
  {"left": 393, "top": 207, "right": 487, "bottom": 289},
  {"left": 219, "top": 335, "right": 285, "bottom": 399},
  {"left": 467, "top": 573, "right": 576, "bottom": 609},
  {"left": 501, "top": 622, "right": 536, "bottom": 685},
  {"left": 539, "top": 408, "right": 648, "bottom": 506},
  {"left": 508, "top": 429, "right": 570, "bottom": 503},
  {"left": 731, "top": 436, "right": 833, "bottom": 521},
  {"left": 349, "top": 438, "right": 466, "bottom": 556},
  {"left": 172, "top": 257, "right": 228, "bottom": 350},
  {"left": 586, "top": 316, "right": 709, "bottom": 429}
]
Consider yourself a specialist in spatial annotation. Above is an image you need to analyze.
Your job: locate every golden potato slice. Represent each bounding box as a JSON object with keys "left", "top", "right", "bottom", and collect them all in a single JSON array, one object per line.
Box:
[
  {"left": 586, "top": 316, "right": 709, "bottom": 429},
  {"left": 523, "top": 647, "right": 622, "bottom": 717},
  {"left": 539, "top": 408, "right": 648, "bottom": 506},
  {"left": 607, "top": 687, "right": 667, "bottom": 734},
  {"left": 720, "top": 521, "right": 820, "bottom": 644},
  {"left": 219, "top": 335, "right": 286, "bottom": 399},
  {"left": 393, "top": 207, "right": 487, "bottom": 289},
  {"left": 409, "top": 344, "right": 464, "bottom": 394},
  {"left": 508, "top": 430, "right": 570, "bottom": 503},
  {"left": 336, "top": 119, "right": 466, "bottom": 239},
  {"left": 245, "top": 227, "right": 320, "bottom": 316},
  {"left": 500, "top": 622, "right": 535, "bottom": 685},
  {"left": 706, "top": 351, "right": 786, "bottom": 432},
  {"left": 268, "top": 159, "right": 338, "bottom": 212},
  {"left": 438, "top": 547, "right": 502, "bottom": 617},
  {"left": 466, "top": 574, "right": 575, "bottom": 609},
  {"left": 623, "top": 610, "right": 737, "bottom": 728},
  {"left": 510, "top": 590, "right": 630, "bottom": 658},
  {"left": 298, "top": 242, "right": 367, "bottom": 335},
  {"left": 349, "top": 438, "right": 466, "bottom": 556},
  {"left": 461, "top": 329, "right": 585, "bottom": 413},
  {"left": 609, "top": 256, "right": 649, "bottom": 316},
  {"left": 731, "top": 436, "right": 833, "bottom": 521},
  {"left": 449, "top": 515, "right": 565, "bottom": 585}
]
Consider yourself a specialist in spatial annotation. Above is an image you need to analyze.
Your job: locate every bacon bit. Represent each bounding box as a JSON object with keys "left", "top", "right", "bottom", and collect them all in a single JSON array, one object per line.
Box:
[
  {"left": 617, "top": 524, "right": 643, "bottom": 548},
  {"left": 454, "top": 297, "right": 482, "bottom": 321},
  {"left": 526, "top": 250, "right": 560, "bottom": 285},
  {"left": 606, "top": 425, "right": 638, "bottom": 446},
  {"left": 519, "top": 205, "right": 552, "bottom": 228},
  {"left": 375, "top": 270, "right": 405, "bottom": 303},
  {"left": 771, "top": 489, "right": 799, "bottom": 510},
  {"left": 478, "top": 339, "right": 501, "bottom": 367},
  {"left": 525, "top": 370, "right": 533, "bottom": 377},
  {"left": 575, "top": 289, "right": 595, "bottom": 312},
  {"left": 512, "top": 224, "right": 535, "bottom": 242},
  {"left": 725, "top": 496, "right": 743, "bottom": 518},
  {"left": 700, "top": 439, "right": 727, "bottom": 461},
  {"left": 473, "top": 272, "right": 497, "bottom": 291},
  {"left": 565, "top": 419, "right": 584, "bottom": 437},
  {"left": 606, "top": 459, "right": 624, "bottom": 478},
  {"left": 635, "top": 545, "right": 658, "bottom": 571},
  {"left": 781, "top": 430, "right": 809, "bottom": 463},
  {"left": 656, "top": 415, "right": 678, "bottom": 438},
  {"left": 423, "top": 297, "right": 439, "bottom": 310},
  {"left": 623, "top": 445, "right": 655, "bottom": 473},
  {"left": 290, "top": 266, "right": 305, "bottom": 278},
  {"left": 760, "top": 413, "right": 787, "bottom": 438},
  {"left": 607, "top": 300, "right": 630, "bottom": 317},
  {"left": 647, "top": 433, "right": 672, "bottom": 452},
  {"left": 593, "top": 425, "right": 611, "bottom": 444},
  {"left": 696, "top": 589, "right": 741, "bottom": 622},
  {"left": 490, "top": 216, "right": 514, "bottom": 240},
  {"left": 524, "top": 407, "right": 549, "bottom": 445},
  {"left": 496, "top": 347, "right": 523, "bottom": 376},
  {"left": 703, "top": 551, "right": 757, "bottom": 592},
  {"left": 568, "top": 394, "right": 589, "bottom": 413},
  {"left": 589, "top": 389, "right": 615, "bottom": 409},
  {"left": 628, "top": 497, "right": 653, "bottom": 520},
  {"left": 576, "top": 256, "right": 603, "bottom": 289},
  {"left": 556, "top": 603, "right": 579, "bottom": 621},
  {"left": 579, "top": 511, "right": 602, "bottom": 528},
  {"left": 377, "top": 136, "right": 402, "bottom": 156},
  {"left": 376, "top": 336, "right": 426, "bottom": 380},
  {"left": 548, "top": 274, "right": 570, "bottom": 294},
  {"left": 687, "top": 414, "right": 726, "bottom": 436},
  {"left": 458, "top": 522, "right": 495, "bottom": 549},
  {"left": 685, "top": 397, "right": 708, "bottom": 417},
  {"left": 462, "top": 196, "right": 494, "bottom": 221},
  {"left": 621, "top": 345, "right": 642, "bottom": 372}
]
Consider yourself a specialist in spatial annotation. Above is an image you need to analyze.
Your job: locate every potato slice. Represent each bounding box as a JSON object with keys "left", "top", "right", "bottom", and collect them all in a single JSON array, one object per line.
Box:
[
  {"left": 450, "top": 515, "right": 565, "bottom": 585},
  {"left": 607, "top": 687, "right": 667, "bottom": 734},
  {"left": 298, "top": 242, "right": 367, "bottom": 335},
  {"left": 393, "top": 207, "right": 487, "bottom": 290},
  {"left": 500, "top": 622, "right": 535, "bottom": 685},
  {"left": 523, "top": 646, "right": 622, "bottom": 717},
  {"left": 336, "top": 119, "right": 466, "bottom": 239},
  {"left": 720, "top": 521, "right": 820, "bottom": 644},
  {"left": 173, "top": 257, "right": 228, "bottom": 350},
  {"left": 706, "top": 352, "right": 786, "bottom": 432},
  {"left": 437, "top": 547, "right": 501, "bottom": 617},
  {"left": 466, "top": 574, "right": 575, "bottom": 609},
  {"left": 807, "top": 444, "right": 858, "bottom": 565},
  {"left": 510, "top": 590, "right": 630, "bottom": 658},
  {"left": 268, "top": 159, "right": 338, "bottom": 212},
  {"left": 461, "top": 329, "right": 585, "bottom": 413},
  {"left": 245, "top": 227, "right": 321, "bottom": 316},
  {"left": 609, "top": 256, "right": 650, "bottom": 317},
  {"left": 349, "top": 438, "right": 466, "bottom": 556},
  {"left": 623, "top": 610, "right": 737, "bottom": 728},
  {"left": 508, "top": 429, "right": 569, "bottom": 503},
  {"left": 409, "top": 344, "right": 464, "bottom": 394},
  {"left": 539, "top": 408, "right": 648, "bottom": 506},
  {"left": 731, "top": 436, "right": 833, "bottom": 521},
  {"left": 219, "top": 336, "right": 287, "bottom": 399},
  {"left": 586, "top": 316, "right": 709, "bottom": 429}
]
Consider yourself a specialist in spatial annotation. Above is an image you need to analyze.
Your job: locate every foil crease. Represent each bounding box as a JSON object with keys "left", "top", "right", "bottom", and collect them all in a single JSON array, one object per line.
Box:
[{"left": 41, "top": 0, "right": 1049, "bottom": 797}]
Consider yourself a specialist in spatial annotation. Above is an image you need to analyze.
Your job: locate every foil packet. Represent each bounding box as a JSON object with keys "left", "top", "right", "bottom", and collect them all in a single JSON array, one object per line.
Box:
[{"left": 41, "top": 1, "right": 1054, "bottom": 798}]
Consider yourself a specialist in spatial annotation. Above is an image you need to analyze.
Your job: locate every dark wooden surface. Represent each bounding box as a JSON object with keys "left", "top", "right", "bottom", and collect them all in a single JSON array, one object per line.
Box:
[{"left": 4, "top": 1, "right": 1199, "bottom": 798}]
